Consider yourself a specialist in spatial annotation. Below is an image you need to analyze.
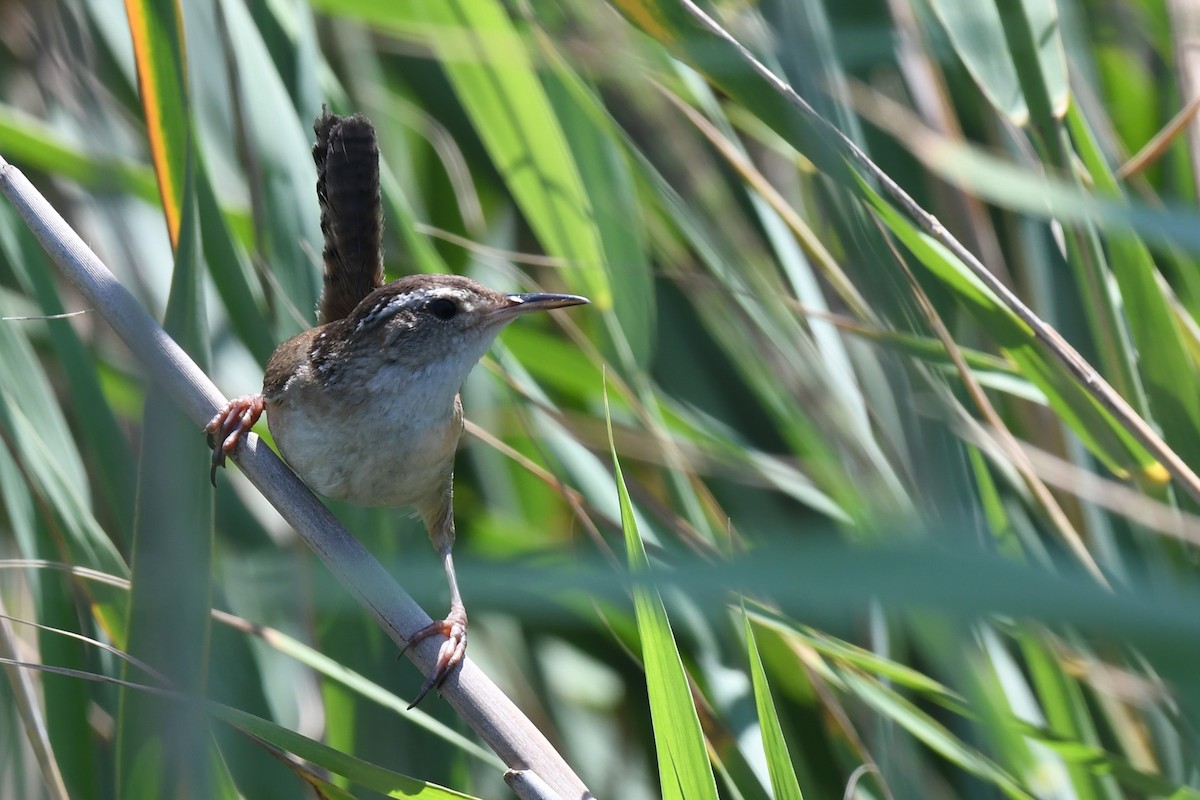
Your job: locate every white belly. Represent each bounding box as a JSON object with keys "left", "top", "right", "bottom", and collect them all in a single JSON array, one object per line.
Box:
[{"left": 266, "top": 389, "right": 461, "bottom": 510}]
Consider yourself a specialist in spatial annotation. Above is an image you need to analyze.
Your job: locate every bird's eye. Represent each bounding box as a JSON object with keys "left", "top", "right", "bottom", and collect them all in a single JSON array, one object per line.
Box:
[{"left": 426, "top": 297, "right": 458, "bottom": 320}]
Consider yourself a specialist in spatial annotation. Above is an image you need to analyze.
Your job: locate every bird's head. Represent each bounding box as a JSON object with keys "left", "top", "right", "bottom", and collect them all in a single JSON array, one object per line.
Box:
[{"left": 322, "top": 274, "right": 587, "bottom": 395}]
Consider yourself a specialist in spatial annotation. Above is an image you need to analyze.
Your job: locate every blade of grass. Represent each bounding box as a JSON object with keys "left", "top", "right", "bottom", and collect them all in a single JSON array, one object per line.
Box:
[
  {"left": 843, "top": 670, "right": 1035, "bottom": 799},
  {"left": 211, "top": 705, "right": 481, "bottom": 800},
  {"left": 123, "top": 0, "right": 188, "bottom": 247},
  {"left": 928, "top": 0, "right": 1068, "bottom": 127},
  {"left": 215, "top": 0, "right": 322, "bottom": 335},
  {"left": 0, "top": 104, "right": 159, "bottom": 202},
  {"left": 864, "top": 178, "right": 1151, "bottom": 478},
  {"left": 605, "top": 386, "right": 719, "bottom": 800},
  {"left": 118, "top": 161, "right": 220, "bottom": 797},
  {"left": 1065, "top": 101, "right": 1200, "bottom": 485},
  {"left": 742, "top": 609, "right": 804, "bottom": 800},
  {"left": 0, "top": 652, "right": 481, "bottom": 800},
  {"left": 116, "top": 0, "right": 221, "bottom": 793},
  {"left": 0, "top": 214, "right": 136, "bottom": 536},
  {"left": 0, "top": 596, "right": 69, "bottom": 799},
  {"left": 212, "top": 611, "right": 503, "bottom": 769}
]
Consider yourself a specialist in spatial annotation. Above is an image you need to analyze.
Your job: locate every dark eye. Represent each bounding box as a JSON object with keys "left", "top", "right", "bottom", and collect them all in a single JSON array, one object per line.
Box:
[{"left": 426, "top": 298, "right": 458, "bottom": 320}]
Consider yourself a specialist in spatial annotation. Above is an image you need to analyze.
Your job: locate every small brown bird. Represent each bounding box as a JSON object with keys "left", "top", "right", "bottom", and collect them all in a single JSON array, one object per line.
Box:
[{"left": 206, "top": 111, "right": 587, "bottom": 705}]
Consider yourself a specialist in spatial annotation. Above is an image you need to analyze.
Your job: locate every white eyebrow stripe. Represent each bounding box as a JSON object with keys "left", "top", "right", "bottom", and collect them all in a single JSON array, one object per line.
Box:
[
  {"left": 351, "top": 285, "right": 475, "bottom": 336},
  {"left": 353, "top": 291, "right": 425, "bottom": 334}
]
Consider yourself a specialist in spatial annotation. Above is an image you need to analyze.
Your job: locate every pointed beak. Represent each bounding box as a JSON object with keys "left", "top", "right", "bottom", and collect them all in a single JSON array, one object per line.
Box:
[{"left": 490, "top": 292, "right": 589, "bottom": 322}]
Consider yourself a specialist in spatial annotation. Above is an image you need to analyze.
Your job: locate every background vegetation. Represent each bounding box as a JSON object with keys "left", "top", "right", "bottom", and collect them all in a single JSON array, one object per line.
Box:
[{"left": 2, "top": 0, "right": 1200, "bottom": 798}]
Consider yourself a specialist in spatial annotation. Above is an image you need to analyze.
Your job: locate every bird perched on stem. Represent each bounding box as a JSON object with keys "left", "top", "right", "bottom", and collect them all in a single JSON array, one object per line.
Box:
[{"left": 206, "top": 110, "right": 588, "bottom": 705}]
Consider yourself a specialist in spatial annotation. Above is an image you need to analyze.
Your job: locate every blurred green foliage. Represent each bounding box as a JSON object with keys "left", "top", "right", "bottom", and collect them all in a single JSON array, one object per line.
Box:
[{"left": 2, "top": 0, "right": 1200, "bottom": 798}]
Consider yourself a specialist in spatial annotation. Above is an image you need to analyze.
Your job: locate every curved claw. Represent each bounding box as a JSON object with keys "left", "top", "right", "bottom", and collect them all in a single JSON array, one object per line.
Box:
[
  {"left": 204, "top": 395, "right": 265, "bottom": 486},
  {"left": 401, "top": 609, "right": 468, "bottom": 709}
]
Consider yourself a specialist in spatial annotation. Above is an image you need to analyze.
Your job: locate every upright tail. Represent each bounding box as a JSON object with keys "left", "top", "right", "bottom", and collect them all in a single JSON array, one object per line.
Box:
[{"left": 313, "top": 110, "right": 384, "bottom": 324}]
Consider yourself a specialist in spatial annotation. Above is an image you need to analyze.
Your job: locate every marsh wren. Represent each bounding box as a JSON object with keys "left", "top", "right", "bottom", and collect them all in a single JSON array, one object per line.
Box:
[{"left": 206, "top": 111, "right": 588, "bottom": 705}]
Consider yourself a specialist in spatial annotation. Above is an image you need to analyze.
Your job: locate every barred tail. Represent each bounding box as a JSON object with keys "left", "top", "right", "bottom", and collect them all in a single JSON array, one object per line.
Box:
[{"left": 313, "top": 110, "right": 384, "bottom": 324}]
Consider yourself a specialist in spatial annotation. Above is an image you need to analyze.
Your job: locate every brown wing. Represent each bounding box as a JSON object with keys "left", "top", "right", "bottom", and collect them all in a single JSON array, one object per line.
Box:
[
  {"left": 313, "top": 110, "right": 384, "bottom": 324},
  {"left": 262, "top": 328, "right": 320, "bottom": 401}
]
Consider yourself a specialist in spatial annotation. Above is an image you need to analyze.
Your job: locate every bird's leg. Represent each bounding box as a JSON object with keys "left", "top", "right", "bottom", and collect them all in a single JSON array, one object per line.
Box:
[
  {"left": 204, "top": 395, "right": 265, "bottom": 485},
  {"left": 402, "top": 491, "right": 468, "bottom": 708}
]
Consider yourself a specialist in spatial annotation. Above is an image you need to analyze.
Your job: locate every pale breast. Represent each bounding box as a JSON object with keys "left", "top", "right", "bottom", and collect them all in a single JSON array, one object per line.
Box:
[{"left": 266, "top": 372, "right": 464, "bottom": 511}]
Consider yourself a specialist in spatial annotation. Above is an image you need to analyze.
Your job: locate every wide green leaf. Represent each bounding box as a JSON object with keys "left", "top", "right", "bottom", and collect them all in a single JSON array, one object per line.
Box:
[{"left": 928, "top": 0, "right": 1068, "bottom": 126}]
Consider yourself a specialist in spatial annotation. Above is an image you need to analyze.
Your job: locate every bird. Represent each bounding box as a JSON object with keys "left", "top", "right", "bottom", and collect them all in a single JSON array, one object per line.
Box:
[{"left": 205, "top": 110, "right": 588, "bottom": 705}]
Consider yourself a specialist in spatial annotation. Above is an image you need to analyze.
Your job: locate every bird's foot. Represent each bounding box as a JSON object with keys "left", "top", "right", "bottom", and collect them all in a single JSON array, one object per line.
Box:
[
  {"left": 400, "top": 607, "right": 468, "bottom": 708},
  {"left": 204, "top": 395, "right": 265, "bottom": 486}
]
